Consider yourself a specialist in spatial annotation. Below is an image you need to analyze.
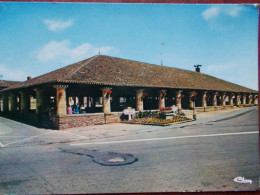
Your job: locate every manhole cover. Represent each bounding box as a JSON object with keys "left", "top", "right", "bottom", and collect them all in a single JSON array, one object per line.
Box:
[
  {"left": 59, "top": 148, "right": 138, "bottom": 166},
  {"left": 94, "top": 152, "right": 137, "bottom": 166},
  {"left": 108, "top": 157, "right": 125, "bottom": 163}
]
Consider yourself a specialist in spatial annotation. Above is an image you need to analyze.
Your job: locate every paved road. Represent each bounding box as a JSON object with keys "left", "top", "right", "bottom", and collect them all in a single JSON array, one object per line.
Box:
[{"left": 0, "top": 107, "right": 259, "bottom": 194}]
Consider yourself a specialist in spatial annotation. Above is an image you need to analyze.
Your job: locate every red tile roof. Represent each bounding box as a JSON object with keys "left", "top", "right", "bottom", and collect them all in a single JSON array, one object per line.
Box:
[
  {"left": 0, "top": 80, "right": 22, "bottom": 89},
  {"left": 1, "top": 55, "right": 257, "bottom": 93}
]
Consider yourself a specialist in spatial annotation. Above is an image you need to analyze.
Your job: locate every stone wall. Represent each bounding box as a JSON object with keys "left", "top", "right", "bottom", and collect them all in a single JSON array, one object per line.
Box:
[{"left": 52, "top": 112, "right": 121, "bottom": 130}]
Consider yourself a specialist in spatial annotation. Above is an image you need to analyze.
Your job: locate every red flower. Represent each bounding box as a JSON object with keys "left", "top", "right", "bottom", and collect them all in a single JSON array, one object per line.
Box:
[
  {"left": 105, "top": 89, "right": 112, "bottom": 95},
  {"left": 142, "top": 92, "right": 148, "bottom": 99},
  {"left": 162, "top": 90, "right": 167, "bottom": 96},
  {"left": 57, "top": 89, "right": 63, "bottom": 94},
  {"left": 160, "top": 107, "right": 172, "bottom": 111}
]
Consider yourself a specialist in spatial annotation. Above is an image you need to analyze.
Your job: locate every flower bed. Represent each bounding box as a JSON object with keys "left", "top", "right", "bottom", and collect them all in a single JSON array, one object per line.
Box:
[
  {"left": 121, "top": 110, "right": 191, "bottom": 126},
  {"left": 129, "top": 116, "right": 191, "bottom": 125}
]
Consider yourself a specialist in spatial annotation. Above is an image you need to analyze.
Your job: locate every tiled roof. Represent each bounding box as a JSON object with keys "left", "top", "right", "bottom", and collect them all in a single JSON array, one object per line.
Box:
[
  {"left": 0, "top": 80, "right": 22, "bottom": 89},
  {"left": 1, "top": 55, "right": 257, "bottom": 93}
]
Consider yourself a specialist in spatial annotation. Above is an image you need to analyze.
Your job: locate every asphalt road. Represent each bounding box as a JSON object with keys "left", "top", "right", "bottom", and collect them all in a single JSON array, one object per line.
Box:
[{"left": 0, "top": 107, "right": 259, "bottom": 194}]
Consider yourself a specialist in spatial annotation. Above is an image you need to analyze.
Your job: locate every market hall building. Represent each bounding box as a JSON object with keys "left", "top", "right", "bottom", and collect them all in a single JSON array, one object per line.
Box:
[{"left": 0, "top": 55, "right": 258, "bottom": 129}]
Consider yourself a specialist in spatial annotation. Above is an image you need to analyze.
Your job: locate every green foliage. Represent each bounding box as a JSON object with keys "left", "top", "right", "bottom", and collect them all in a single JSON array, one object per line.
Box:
[
  {"left": 136, "top": 110, "right": 159, "bottom": 119},
  {"left": 120, "top": 114, "right": 128, "bottom": 121}
]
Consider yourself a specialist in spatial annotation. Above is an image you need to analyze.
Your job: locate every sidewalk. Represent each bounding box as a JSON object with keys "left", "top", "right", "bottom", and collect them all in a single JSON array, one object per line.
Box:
[
  {"left": 182, "top": 107, "right": 242, "bottom": 120},
  {"left": 65, "top": 106, "right": 258, "bottom": 140}
]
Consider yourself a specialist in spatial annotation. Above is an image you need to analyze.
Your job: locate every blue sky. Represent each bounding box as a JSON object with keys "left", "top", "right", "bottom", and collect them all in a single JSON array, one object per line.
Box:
[{"left": 0, "top": 3, "right": 258, "bottom": 90}]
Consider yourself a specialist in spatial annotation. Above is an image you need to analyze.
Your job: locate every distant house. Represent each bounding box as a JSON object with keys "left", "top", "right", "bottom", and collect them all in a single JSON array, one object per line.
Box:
[{"left": 0, "top": 55, "right": 258, "bottom": 129}]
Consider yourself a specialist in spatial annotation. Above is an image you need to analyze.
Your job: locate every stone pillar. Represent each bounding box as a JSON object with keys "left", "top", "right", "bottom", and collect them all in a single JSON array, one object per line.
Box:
[
  {"left": 0, "top": 95, "right": 3, "bottom": 112},
  {"left": 229, "top": 93, "right": 234, "bottom": 107},
  {"left": 2, "top": 93, "right": 9, "bottom": 113},
  {"left": 254, "top": 95, "right": 258, "bottom": 105},
  {"left": 212, "top": 92, "right": 217, "bottom": 107},
  {"left": 158, "top": 90, "right": 166, "bottom": 109},
  {"left": 202, "top": 91, "right": 207, "bottom": 108},
  {"left": 0, "top": 95, "right": 2, "bottom": 112},
  {"left": 101, "top": 88, "right": 111, "bottom": 113},
  {"left": 35, "top": 88, "right": 45, "bottom": 115},
  {"left": 136, "top": 89, "right": 144, "bottom": 111},
  {"left": 189, "top": 91, "right": 196, "bottom": 109},
  {"left": 20, "top": 91, "right": 30, "bottom": 113},
  {"left": 242, "top": 94, "right": 246, "bottom": 105},
  {"left": 54, "top": 85, "right": 68, "bottom": 116},
  {"left": 78, "top": 96, "right": 84, "bottom": 106},
  {"left": 221, "top": 93, "right": 226, "bottom": 106},
  {"left": 176, "top": 90, "right": 182, "bottom": 109},
  {"left": 67, "top": 97, "right": 73, "bottom": 106},
  {"left": 93, "top": 96, "right": 97, "bottom": 107},
  {"left": 236, "top": 94, "right": 241, "bottom": 106},
  {"left": 248, "top": 95, "right": 252, "bottom": 105},
  {"left": 10, "top": 93, "right": 18, "bottom": 112},
  {"left": 84, "top": 97, "right": 87, "bottom": 107}
]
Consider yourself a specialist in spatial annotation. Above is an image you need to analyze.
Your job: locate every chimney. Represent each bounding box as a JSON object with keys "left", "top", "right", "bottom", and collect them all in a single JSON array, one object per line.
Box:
[
  {"left": 27, "top": 76, "right": 32, "bottom": 81},
  {"left": 194, "top": 65, "right": 202, "bottom": 73}
]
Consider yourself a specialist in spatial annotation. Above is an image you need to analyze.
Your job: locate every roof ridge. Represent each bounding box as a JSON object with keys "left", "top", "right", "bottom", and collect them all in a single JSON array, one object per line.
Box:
[
  {"left": 60, "top": 55, "right": 99, "bottom": 81},
  {"left": 99, "top": 55, "right": 195, "bottom": 73}
]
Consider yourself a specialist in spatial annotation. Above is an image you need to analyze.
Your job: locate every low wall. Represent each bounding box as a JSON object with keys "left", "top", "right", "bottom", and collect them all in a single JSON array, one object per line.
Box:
[
  {"left": 194, "top": 104, "right": 256, "bottom": 113},
  {"left": 52, "top": 112, "right": 121, "bottom": 130}
]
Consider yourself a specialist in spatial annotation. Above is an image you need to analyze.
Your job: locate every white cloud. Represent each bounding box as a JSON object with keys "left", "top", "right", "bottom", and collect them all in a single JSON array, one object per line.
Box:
[
  {"left": 202, "top": 5, "right": 243, "bottom": 21},
  {"left": 35, "top": 40, "right": 115, "bottom": 63},
  {"left": 227, "top": 6, "right": 243, "bottom": 17},
  {"left": 203, "top": 61, "right": 259, "bottom": 90},
  {"left": 202, "top": 6, "right": 220, "bottom": 20},
  {"left": 43, "top": 19, "right": 73, "bottom": 31},
  {"left": 205, "top": 62, "right": 235, "bottom": 75},
  {"left": 0, "top": 63, "right": 28, "bottom": 81}
]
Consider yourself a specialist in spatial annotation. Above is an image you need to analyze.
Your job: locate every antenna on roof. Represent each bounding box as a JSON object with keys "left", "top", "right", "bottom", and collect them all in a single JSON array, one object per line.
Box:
[
  {"left": 0, "top": 74, "right": 3, "bottom": 81},
  {"left": 98, "top": 49, "right": 101, "bottom": 55},
  {"left": 160, "top": 53, "right": 163, "bottom": 66},
  {"left": 161, "top": 42, "right": 165, "bottom": 66}
]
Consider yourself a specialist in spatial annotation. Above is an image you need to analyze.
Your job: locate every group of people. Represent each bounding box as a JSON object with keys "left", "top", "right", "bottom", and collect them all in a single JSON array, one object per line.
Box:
[{"left": 67, "top": 104, "right": 86, "bottom": 114}]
